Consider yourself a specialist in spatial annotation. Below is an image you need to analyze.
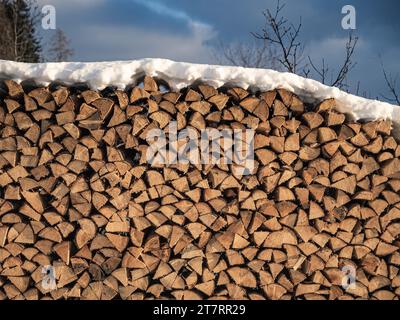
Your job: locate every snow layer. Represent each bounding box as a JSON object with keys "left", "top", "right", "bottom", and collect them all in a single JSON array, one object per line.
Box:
[{"left": 1, "top": 58, "right": 399, "bottom": 136}]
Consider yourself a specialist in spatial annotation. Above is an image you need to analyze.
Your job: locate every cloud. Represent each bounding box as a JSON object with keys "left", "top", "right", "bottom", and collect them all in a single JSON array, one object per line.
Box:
[
  {"left": 132, "top": 0, "right": 200, "bottom": 24},
  {"left": 72, "top": 24, "right": 215, "bottom": 63},
  {"left": 308, "top": 37, "right": 358, "bottom": 60},
  {"left": 131, "top": 0, "right": 215, "bottom": 36},
  {"left": 63, "top": 0, "right": 218, "bottom": 63}
]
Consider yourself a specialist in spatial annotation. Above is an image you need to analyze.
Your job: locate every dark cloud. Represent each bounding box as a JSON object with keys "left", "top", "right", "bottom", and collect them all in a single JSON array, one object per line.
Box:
[{"left": 51, "top": 0, "right": 193, "bottom": 36}]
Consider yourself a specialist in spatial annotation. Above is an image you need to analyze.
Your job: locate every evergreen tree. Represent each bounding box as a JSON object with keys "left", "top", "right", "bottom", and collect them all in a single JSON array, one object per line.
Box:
[
  {"left": 0, "top": 2, "right": 15, "bottom": 60},
  {"left": 47, "top": 29, "right": 74, "bottom": 62},
  {"left": 0, "top": 0, "right": 41, "bottom": 62}
]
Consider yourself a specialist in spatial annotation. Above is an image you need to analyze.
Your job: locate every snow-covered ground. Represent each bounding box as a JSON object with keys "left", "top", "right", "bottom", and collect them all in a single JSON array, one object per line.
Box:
[{"left": 1, "top": 58, "right": 399, "bottom": 137}]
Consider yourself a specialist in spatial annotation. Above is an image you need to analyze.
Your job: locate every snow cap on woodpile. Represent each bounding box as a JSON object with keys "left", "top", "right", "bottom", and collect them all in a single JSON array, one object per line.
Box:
[{"left": 1, "top": 58, "right": 399, "bottom": 136}]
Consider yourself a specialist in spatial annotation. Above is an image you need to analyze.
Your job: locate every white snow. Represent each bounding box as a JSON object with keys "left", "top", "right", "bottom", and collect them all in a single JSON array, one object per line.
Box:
[{"left": 1, "top": 58, "right": 399, "bottom": 137}]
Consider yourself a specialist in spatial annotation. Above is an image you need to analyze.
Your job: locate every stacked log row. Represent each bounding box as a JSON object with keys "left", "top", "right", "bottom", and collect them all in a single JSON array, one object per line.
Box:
[{"left": 0, "top": 77, "right": 399, "bottom": 300}]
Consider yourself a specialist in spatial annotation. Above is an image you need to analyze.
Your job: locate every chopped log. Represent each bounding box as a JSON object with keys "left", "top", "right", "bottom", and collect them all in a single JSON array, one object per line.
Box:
[
  {"left": 144, "top": 76, "right": 158, "bottom": 92},
  {"left": 331, "top": 175, "right": 357, "bottom": 194},
  {"left": 4, "top": 80, "right": 24, "bottom": 97},
  {"left": 264, "top": 229, "right": 298, "bottom": 248},
  {"left": 381, "top": 159, "right": 400, "bottom": 178},
  {"left": 299, "top": 146, "right": 321, "bottom": 161},
  {"left": 54, "top": 241, "right": 71, "bottom": 264},
  {"left": 303, "top": 112, "right": 324, "bottom": 129},
  {"left": 227, "top": 267, "right": 257, "bottom": 288}
]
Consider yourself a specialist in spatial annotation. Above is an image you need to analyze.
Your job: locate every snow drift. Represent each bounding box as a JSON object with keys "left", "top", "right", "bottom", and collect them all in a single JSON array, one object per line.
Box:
[{"left": 0, "top": 58, "right": 399, "bottom": 136}]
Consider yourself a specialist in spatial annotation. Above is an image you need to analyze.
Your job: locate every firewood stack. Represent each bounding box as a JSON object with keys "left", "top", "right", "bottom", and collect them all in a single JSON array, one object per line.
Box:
[{"left": 0, "top": 76, "right": 399, "bottom": 300}]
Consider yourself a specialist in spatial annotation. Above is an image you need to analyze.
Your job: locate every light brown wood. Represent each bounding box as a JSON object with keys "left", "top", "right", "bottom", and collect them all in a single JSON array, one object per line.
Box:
[{"left": 0, "top": 77, "right": 399, "bottom": 301}]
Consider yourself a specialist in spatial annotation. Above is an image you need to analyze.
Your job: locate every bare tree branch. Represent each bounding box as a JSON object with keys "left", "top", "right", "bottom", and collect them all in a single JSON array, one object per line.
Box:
[
  {"left": 330, "top": 33, "right": 358, "bottom": 88},
  {"left": 381, "top": 60, "right": 400, "bottom": 105},
  {"left": 213, "top": 38, "right": 278, "bottom": 69},
  {"left": 307, "top": 56, "right": 328, "bottom": 84},
  {"left": 356, "top": 81, "right": 360, "bottom": 96},
  {"left": 250, "top": 0, "right": 359, "bottom": 92},
  {"left": 252, "top": 0, "right": 305, "bottom": 73},
  {"left": 307, "top": 33, "right": 358, "bottom": 89}
]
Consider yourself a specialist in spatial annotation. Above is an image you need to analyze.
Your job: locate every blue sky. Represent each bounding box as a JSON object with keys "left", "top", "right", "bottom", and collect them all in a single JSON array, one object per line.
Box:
[{"left": 39, "top": 0, "right": 400, "bottom": 101}]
